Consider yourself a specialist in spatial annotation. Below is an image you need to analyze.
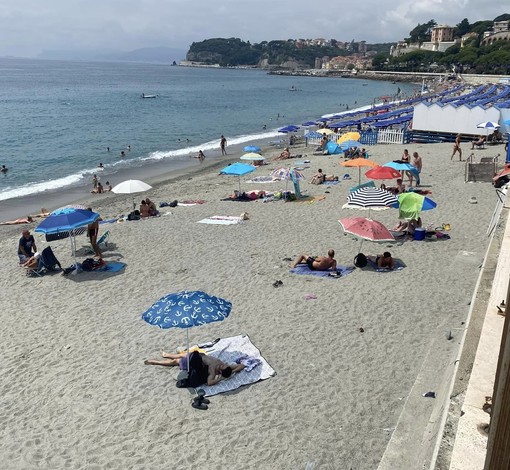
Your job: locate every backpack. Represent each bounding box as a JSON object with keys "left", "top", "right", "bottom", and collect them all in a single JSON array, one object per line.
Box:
[
  {"left": 354, "top": 253, "right": 367, "bottom": 268},
  {"left": 81, "top": 258, "right": 106, "bottom": 271}
]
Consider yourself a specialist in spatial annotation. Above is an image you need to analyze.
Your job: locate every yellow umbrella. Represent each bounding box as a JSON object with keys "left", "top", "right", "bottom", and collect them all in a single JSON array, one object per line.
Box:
[
  {"left": 341, "top": 158, "right": 378, "bottom": 184},
  {"left": 337, "top": 131, "right": 361, "bottom": 144},
  {"left": 316, "top": 128, "right": 335, "bottom": 135}
]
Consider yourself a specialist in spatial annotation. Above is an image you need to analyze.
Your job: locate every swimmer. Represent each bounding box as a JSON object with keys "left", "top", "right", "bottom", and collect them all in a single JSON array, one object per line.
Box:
[{"left": 0, "top": 165, "right": 8, "bottom": 173}]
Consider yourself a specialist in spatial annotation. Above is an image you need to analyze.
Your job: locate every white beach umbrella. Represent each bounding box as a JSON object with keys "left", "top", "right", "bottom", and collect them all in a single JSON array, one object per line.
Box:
[{"left": 112, "top": 179, "right": 152, "bottom": 210}]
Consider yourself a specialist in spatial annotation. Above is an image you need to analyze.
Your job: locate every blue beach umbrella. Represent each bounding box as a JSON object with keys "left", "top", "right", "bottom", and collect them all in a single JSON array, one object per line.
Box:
[
  {"left": 142, "top": 290, "right": 232, "bottom": 371},
  {"left": 35, "top": 207, "right": 100, "bottom": 266},
  {"left": 244, "top": 145, "right": 262, "bottom": 153},
  {"left": 302, "top": 121, "right": 318, "bottom": 126},
  {"left": 383, "top": 161, "right": 419, "bottom": 177},
  {"left": 338, "top": 140, "right": 362, "bottom": 151},
  {"left": 278, "top": 125, "right": 300, "bottom": 133},
  {"left": 220, "top": 162, "right": 256, "bottom": 192}
]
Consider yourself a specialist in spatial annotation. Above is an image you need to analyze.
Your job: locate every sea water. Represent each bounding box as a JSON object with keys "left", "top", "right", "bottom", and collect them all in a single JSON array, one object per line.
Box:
[{"left": 0, "top": 58, "right": 416, "bottom": 207}]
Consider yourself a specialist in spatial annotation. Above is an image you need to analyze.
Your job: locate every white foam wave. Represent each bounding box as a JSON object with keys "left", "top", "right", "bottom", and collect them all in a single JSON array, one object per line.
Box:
[{"left": 0, "top": 173, "right": 84, "bottom": 201}]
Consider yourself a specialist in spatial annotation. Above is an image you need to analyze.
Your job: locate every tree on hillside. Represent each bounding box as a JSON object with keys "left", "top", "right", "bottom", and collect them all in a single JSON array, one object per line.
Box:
[
  {"left": 494, "top": 14, "right": 510, "bottom": 22},
  {"left": 407, "top": 20, "right": 437, "bottom": 44},
  {"left": 455, "top": 18, "right": 471, "bottom": 37}
]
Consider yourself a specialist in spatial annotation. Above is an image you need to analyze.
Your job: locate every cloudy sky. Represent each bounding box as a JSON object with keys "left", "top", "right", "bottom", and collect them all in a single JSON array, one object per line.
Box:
[{"left": 0, "top": 0, "right": 506, "bottom": 58}]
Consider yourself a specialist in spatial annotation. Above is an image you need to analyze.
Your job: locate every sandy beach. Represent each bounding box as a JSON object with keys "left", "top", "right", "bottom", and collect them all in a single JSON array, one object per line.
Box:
[{"left": 0, "top": 140, "right": 504, "bottom": 469}]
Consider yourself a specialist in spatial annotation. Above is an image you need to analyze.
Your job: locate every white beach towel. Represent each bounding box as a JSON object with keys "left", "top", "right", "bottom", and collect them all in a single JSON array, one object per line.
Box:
[
  {"left": 246, "top": 176, "right": 278, "bottom": 183},
  {"left": 197, "top": 216, "right": 244, "bottom": 225},
  {"left": 197, "top": 334, "right": 276, "bottom": 397}
]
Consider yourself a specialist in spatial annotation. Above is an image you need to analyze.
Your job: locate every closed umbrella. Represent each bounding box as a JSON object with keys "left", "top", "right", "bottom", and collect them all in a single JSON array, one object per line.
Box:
[
  {"left": 142, "top": 290, "right": 232, "bottom": 372},
  {"left": 112, "top": 179, "right": 152, "bottom": 210}
]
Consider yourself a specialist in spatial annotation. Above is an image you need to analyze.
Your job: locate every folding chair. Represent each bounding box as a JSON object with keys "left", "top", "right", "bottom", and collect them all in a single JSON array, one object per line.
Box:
[
  {"left": 84, "top": 230, "right": 110, "bottom": 255},
  {"left": 25, "top": 247, "right": 62, "bottom": 276}
]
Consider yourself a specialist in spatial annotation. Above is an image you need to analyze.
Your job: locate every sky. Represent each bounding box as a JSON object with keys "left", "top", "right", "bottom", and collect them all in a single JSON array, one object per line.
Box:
[{"left": 0, "top": 0, "right": 507, "bottom": 59}]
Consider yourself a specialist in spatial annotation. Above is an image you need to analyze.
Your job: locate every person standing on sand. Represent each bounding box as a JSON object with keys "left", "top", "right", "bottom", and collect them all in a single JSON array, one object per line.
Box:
[
  {"left": 87, "top": 208, "right": 101, "bottom": 257},
  {"left": 409, "top": 151, "right": 422, "bottom": 186},
  {"left": 220, "top": 135, "right": 227, "bottom": 155},
  {"left": 451, "top": 134, "right": 462, "bottom": 161}
]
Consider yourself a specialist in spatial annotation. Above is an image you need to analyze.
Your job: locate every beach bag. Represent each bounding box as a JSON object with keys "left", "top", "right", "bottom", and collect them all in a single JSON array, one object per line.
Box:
[
  {"left": 81, "top": 258, "right": 96, "bottom": 271},
  {"left": 354, "top": 253, "right": 367, "bottom": 268}
]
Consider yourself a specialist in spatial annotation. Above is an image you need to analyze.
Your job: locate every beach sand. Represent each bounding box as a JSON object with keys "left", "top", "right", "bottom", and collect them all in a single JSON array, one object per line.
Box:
[{"left": 0, "top": 141, "right": 503, "bottom": 469}]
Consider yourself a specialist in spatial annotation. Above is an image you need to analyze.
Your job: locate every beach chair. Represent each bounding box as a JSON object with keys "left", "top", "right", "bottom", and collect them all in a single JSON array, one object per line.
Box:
[
  {"left": 85, "top": 230, "right": 110, "bottom": 254},
  {"left": 26, "top": 246, "right": 62, "bottom": 276}
]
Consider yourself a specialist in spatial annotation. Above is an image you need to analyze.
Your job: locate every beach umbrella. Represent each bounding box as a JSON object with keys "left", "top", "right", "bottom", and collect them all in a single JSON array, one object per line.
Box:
[
  {"left": 35, "top": 207, "right": 100, "bottom": 267},
  {"left": 302, "top": 121, "right": 318, "bottom": 126},
  {"left": 383, "top": 161, "right": 419, "bottom": 177},
  {"left": 278, "top": 125, "right": 300, "bottom": 133},
  {"left": 339, "top": 217, "right": 395, "bottom": 242},
  {"left": 390, "top": 192, "right": 437, "bottom": 220},
  {"left": 270, "top": 167, "right": 305, "bottom": 194},
  {"left": 365, "top": 166, "right": 402, "bottom": 180},
  {"left": 337, "top": 132, "right": 361, "bottom": 144},
  {"left": 142, "top": 290, "right": 232, "bottom": 372},
  {"left": 338, "top": 140, "right": 362, "bottom": 151},
  {"left": 476, "top": 121, "right": 500, "bottom": 130},
  {"left": 240, "top": 152, "right": 265, "bottom": 161},
  {"left": 341, "top": 158, "right": 379, "bottom": 184},
  {"left": 44, "top": 204, "right": 88, "bottom": 241},
  {"left": 112, "top": 179, "right": 152, "bottom": 210},
  {"left": 476, "top": 121, "right": 500, "bottom": 140},
  {"left": 316, "top": 128, "right": 335, "bottom": 135},
  {"left": 220, "top": 162, "right": 256, "bottom": 192},
  {"left": 243, "top": 145, "right": 261, "bottom": 153},
  {"left": 343, "top": 187, "right": 397, "bottom": 211},
  {"left": 270, "top": 167, "right": 305, "bottom": 181}
]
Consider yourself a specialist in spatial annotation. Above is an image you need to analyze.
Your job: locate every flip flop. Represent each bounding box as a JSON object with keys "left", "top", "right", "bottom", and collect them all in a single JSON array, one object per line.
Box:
[{"left": 191, "top": 401, "right": 208, "bottom": 410}]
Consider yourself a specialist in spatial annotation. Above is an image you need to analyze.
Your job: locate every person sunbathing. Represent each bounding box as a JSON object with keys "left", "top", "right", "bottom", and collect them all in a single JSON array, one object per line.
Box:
[
  {"left": 276, "top": 148, "right": 291, "bottom": 160},
  {"left": 1, "top": 216, "right": 34, "bottom": 225},
  {"left": 290, "top": 249, "right": 337, "bottom": 271},
  {"left": 144, "top": 351, "right": 245, "bottom": 386},
  {"left": 471, "top": 135, "right": 486, "bottom": 149},
  {"left": 375, "top": 252, "right": 395, "bottom": 270}
]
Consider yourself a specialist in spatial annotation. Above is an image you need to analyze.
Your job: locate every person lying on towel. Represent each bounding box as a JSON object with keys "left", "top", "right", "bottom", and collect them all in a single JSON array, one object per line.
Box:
[
  {"left": 290, "top": 249, "right": 337, "bottom": 271},
  {"left": 145, "top": 351, "right": 245, "bottom": 385},
  {"left": 374, "top": 252, "right": 395, "bottom": 270}
]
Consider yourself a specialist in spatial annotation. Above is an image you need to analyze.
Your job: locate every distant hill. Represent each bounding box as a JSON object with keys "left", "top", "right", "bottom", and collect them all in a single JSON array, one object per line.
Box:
[{"left": 37, "top": 47, "right": 186, "bottom": 64}]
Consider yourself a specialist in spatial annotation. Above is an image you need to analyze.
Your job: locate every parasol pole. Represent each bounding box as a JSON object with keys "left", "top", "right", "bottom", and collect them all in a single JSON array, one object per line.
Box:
[{"left": 186, "top": 328, "right": 190, "bottom": 373}]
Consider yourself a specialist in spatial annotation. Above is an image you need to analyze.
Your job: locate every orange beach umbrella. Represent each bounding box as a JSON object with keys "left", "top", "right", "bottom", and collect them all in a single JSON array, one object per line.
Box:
[{"left": 341, "top": 158, "right": 378, "bottom": 184}]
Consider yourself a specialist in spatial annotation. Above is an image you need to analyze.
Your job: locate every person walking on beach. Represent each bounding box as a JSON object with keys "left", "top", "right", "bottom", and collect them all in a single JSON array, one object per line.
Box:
[
  {"left": 290, "top": 249, "right": 337, "bottom": 271},
  {"left": 220, "top": 135, "right": 227, "bottom": 155},
  {"left": 92, "top": 174, "right": 98, "bottom": 191},
  {"left": 451, "top": 134, "right": 462, "bottom": 161}
]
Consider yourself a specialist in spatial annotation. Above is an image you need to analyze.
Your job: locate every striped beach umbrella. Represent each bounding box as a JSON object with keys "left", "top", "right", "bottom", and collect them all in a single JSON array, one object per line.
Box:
[{"left": 343, "top": 187, "right": 397, "bottom": 210}]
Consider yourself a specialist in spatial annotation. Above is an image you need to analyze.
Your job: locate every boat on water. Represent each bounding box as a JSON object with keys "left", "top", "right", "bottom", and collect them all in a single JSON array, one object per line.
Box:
[{"left": 141, "top": 93, "right": 157, "bottom": 99}]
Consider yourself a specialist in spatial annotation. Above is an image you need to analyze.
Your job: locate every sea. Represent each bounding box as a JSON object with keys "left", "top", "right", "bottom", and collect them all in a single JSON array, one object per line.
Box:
[{"left": 0, "top": 57, "right": 417, "bottom": 218}]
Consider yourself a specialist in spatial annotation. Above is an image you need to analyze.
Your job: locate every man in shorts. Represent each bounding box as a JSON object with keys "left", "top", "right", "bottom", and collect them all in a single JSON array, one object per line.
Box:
[{"left": 290, "top": 249, "right": 337, "bottom": 271}]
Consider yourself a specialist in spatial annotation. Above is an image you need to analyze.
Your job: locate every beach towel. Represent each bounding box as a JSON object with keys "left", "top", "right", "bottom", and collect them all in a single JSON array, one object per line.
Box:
[
  {"left": 197, "top": 216, "right": 244, "bottom": 225},
  {"left": 198, "top": 216, "right": 244, "bottom": 225},
  {"left": 196, "top": 334, "right": 275, "bottom": 397},
  {"left": 289, "top": 264, "right": 355, "bottom": 278},
  {"left": 99, "top": 218, "right": 118, "bottom": 224},
  {"left": 246, "top": 176, "right": 277, "bottom": 183},
  {"left": 323, "top": 180, "right": 340, "bottom": 185},
  {"left": 366, "top": 256, "right": 406, "bottom": 272},
  {"left": 94, "top": 261, "right": 126, "bottom": 273}
]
